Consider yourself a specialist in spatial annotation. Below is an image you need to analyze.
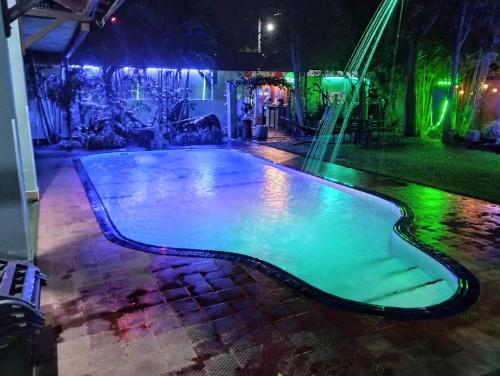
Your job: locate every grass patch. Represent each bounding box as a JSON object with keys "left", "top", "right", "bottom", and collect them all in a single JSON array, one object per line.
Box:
[{"left": 267, "top": 138, "right": 500, "bottom": 204}]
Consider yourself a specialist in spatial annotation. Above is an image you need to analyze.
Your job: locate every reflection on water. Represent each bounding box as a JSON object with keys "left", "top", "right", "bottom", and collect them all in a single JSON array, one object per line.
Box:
[
  {"left": 262, "top": 166, "right": 290, "bottom": 212},
  {"left": 195, "top": 158, "right": 216, "bottom": 198}
]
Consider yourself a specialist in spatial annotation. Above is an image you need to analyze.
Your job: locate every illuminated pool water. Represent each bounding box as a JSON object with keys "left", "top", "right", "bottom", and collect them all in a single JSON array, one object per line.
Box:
[{"left": 80, "top": 149, "right": 461, "bottom": 310}]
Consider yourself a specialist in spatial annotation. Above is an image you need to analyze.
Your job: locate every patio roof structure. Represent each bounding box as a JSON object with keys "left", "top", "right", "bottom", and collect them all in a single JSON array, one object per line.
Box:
[{"left": 4, "top": 0, "right": 125, "bottom": 58}]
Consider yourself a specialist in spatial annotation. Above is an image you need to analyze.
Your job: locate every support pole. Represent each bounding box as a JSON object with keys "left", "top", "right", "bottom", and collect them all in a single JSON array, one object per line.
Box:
[
  {"left": 225, "top": 81, "right": 238, "bottom": 139},
  {"left": 0, "top": 0, "right": 32, "bottom": 260},
  {"left": 257, "top": 18, "right": 261, "bottom": 54},
  {"left": 7, "top": 0, "right": 38, "bottom": 201}
]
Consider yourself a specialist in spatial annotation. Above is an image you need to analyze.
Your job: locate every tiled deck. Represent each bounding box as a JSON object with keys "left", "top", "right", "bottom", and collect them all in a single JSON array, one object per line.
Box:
[{"left": 33, "top": 143, "right": 500, "bottom": 376}]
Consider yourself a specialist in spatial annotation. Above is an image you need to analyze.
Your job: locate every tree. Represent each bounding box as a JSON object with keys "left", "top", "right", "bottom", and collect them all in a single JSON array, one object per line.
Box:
[
  {"left": 403, "top": 1, "right": 442, "bottom": 137},
  {"left": 258, "top": 0, "right": 352, "bottom": 130},
  {"left": 441, "top": 0, "right": 483, "bottom": 142},
  {"left": 450, "top": 0, "right": 500, "bottom": 136},
  {"left": 46, "top": 65, "right": 87, "bottom": 140}
]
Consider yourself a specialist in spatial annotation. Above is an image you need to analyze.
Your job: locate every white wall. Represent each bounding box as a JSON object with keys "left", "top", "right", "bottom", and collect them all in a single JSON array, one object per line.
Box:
[
  {"left": 0, "top": 2, "right": 32, "bottom": 260},
  {"left": 7, "top": 0, "right": 39, "bottom": 201}
]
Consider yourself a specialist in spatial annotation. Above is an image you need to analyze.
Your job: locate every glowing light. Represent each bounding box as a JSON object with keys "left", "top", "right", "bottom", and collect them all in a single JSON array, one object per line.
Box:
[
  {"left": 82, "top": 65, "right": 100, "bottom": 71},
  {"left": 111, "top": 16, "right": 117, "bottom": 23},
  {"left": 266, "top": 23, "right": 275, "bottom": 32},
  {"left": 202, "top": 77, "right": 206, "bottom": 100},
  {"left": 322, "top": 76, "right": 358, "bottom": 82},
  {"left": 493, "top": 88, "right": 498, "bottom": 94},
  {"left": 436, "top": 80, "right": 452, "bottom": 87},
  {"left": 483, "top": 83, "right": 489, "bottom": 90},
  {"left": 459, "top": 89, "right": 465, "bottom": 95},
  {"left": 284, "top": 72, "right": 295, "bottom": 83},
  {"left": 435, "top": 99, "right": 449, "bottom": 128}
]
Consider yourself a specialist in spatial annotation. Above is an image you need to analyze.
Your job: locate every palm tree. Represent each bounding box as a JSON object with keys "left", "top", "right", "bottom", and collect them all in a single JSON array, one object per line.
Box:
[{"left": 46, "top": 65, "right": 87, "bottom": 139}]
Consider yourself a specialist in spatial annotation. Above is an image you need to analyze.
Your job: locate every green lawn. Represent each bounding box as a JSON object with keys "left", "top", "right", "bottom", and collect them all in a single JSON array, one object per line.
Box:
[{"left": 267, "top": 138, "right": 500, "bottom": 204}]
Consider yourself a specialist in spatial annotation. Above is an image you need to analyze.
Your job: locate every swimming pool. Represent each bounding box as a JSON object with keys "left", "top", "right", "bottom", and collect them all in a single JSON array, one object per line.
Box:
[{"left": 77, "top": 149, "right": 478, "bottom": 317}]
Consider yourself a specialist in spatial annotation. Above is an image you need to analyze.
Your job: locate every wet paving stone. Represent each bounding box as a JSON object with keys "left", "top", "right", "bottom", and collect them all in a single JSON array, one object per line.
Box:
[
  {"left": 195, "top": 292, "right": 223, "bottom": 308},
  {"left": 33, "top": 145, "right": 500, "bottom": 375},
  {"left": 204, "top": 303, "right": 233, "bottom": 321},
  {"left": 163, "top": 287, "right": 191, "bottom": 302}
]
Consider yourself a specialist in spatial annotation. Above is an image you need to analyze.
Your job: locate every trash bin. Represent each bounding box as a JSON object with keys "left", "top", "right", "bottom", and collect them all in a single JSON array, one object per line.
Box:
[
  {"left": 242, "top": 118, "right": 252, "bottom": 140},
  {"left": 255, "top": 125, "right": 268, "bottom": 141}
]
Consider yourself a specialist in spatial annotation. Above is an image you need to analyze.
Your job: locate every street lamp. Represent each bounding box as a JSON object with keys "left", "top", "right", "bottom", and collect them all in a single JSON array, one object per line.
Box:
[{"left": 257, "top": 18, "right": 275, "bottom": 54}]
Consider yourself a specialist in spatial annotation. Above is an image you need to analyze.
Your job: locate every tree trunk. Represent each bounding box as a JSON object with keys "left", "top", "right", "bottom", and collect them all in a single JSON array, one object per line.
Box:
[
  {"left": 443, "top": 0, "right": 469, "bottom": 143},
  {"left": 184, "top": 69, "right": 190, "bottom": 119},
  {"left": 290, "top": 34, "right": 304, "bottom": 134},
  {"left": 404, "top": 39, "right": 419, "bottom": 137},
  {"left": 443, "top": 47, "right": 461, "bottom": 143},
  {"left": 61, "top": 61, "right": 72, "bottom": 139},
  {"left": 404, "top": 4, "right": 442, "bottom": 137},
  {"left": 104, "top": 65, "right": 117, "bottom": 103},
  {"left": 65, "top": 104, "right": 72, "bottom": 139}
]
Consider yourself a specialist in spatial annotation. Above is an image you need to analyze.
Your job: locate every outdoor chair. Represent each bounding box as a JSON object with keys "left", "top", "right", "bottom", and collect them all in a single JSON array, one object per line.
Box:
[{"left": 0, "top": 260, "right": 46, "bottom": 349}]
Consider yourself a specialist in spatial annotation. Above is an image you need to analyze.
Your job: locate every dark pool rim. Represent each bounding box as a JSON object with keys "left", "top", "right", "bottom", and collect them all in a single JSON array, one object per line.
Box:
[{"left": 73, "top": 148, "right": 480, "bottom": 320}]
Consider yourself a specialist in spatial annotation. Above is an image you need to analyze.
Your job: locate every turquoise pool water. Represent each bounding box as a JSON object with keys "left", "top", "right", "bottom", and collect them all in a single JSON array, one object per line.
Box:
[{"left": 80, "top": 149, "right": 459, "bottom": 309}]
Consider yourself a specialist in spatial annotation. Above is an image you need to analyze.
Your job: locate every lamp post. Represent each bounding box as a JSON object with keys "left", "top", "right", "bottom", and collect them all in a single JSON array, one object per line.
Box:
[
  {"left": 257, "top": 18, "right": 275, "bottom": 54},
  {"left": 257, "top": 18, "right": 262, "bottom": 54}
]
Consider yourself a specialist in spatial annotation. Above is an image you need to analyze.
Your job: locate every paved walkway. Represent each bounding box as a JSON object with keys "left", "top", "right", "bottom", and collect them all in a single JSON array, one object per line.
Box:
[{"left": 34, "top": 143, "right": 500, "bottom": 376}]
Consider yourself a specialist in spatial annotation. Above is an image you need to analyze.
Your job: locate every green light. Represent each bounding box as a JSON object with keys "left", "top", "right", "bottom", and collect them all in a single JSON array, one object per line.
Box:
[
  {"left": 434, "top": 99, "right": 449, "bottom": 128},
  {"left": 436, "top": 80, "right": 451, "bottom": 87},
  {"left": 322, "top": 76, "right": 358, "bottom": 82},
  {"left": 284, "top": 72, "right": 294, "bottom": 83},
  {"left": 435, "top": 78, "right": 459, "bottom": 87}
]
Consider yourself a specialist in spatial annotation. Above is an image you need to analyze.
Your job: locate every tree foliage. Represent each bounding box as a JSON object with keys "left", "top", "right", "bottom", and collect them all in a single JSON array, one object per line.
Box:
[{"left": 46, "top": 66, "right": 87, "bottom": 139}]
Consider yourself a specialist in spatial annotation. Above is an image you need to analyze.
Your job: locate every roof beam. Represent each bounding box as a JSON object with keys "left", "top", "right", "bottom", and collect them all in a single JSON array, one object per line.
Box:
[
  {"left": 23, "top": 13, "right": 75, "bottom": 49},
  {"left": 25, "top": 7, "right": 91, "bottom": 21},
  {"left": 52, "top": 0, "right": 87, "bottom": 12},
  {"left": 64, "top": 20, "right": 88, "bottom": 58},
  {"left": 82, "top": 0, "right": 99, "bottom": 16},
  {"left": 7, "top": 0, "right": 41, "bottom": 22},
  {"left": 2, "top": 0, "right": 41, "bottom": 37},
  {"left": 64, "top": 0, "right": 99, "bottom": 58}
]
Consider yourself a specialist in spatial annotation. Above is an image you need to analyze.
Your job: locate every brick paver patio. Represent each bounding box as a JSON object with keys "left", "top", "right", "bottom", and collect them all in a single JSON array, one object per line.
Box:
[{"left": 33, "top": 143, "right": 500, "bottom": 376}]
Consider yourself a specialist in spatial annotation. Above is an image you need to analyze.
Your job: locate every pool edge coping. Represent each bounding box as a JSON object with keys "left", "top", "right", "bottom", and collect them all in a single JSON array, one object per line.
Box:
[{"left": 73, "top": 148, "right": 480, "bottom": 320}]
